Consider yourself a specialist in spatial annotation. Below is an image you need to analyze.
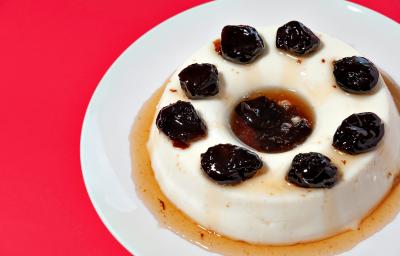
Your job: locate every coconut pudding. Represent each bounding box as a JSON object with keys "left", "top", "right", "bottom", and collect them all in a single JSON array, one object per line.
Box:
[{"left": 146, "top": 21, "right": 400, "bottom": 245}]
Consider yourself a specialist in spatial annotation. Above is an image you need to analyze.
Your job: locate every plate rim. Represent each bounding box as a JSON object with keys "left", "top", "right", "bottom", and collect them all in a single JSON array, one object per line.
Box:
[
  {"left": 79, "top": 1, "right": 219, "bottom": 254},
  {"left": 80, "top": 1, "right": 400, "bottom": 255}
]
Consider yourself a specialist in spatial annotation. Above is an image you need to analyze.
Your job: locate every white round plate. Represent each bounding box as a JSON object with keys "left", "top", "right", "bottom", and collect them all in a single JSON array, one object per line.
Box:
[{"left": 80, "top": 0, "right": 400, "bottom": 255}]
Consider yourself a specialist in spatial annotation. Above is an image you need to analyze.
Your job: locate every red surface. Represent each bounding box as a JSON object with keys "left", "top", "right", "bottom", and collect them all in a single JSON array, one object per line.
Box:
[{"left": 0, "top": 0, "right": 398, "bottom": 255}]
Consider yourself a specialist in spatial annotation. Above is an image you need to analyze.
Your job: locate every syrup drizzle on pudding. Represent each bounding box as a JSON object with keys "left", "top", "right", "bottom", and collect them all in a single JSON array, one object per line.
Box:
[{"left": 130, "top": 74, "right": 400, "bottom": 256}]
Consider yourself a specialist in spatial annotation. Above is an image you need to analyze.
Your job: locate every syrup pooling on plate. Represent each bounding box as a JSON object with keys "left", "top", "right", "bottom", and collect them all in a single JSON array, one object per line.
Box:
[{"left": 130, "top": 74, "right": 400, "bottom": 255}]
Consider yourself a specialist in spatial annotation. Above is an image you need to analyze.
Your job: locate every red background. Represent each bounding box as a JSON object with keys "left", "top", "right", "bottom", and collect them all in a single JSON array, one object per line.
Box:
[{"left": 0, "top": 0, "right": 398, "bottom": 255}]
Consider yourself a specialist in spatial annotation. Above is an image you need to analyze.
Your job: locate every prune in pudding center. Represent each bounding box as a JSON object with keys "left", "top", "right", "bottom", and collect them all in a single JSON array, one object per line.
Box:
[{"left": 231, "top": 89, "right": 314, "bottom": 153}]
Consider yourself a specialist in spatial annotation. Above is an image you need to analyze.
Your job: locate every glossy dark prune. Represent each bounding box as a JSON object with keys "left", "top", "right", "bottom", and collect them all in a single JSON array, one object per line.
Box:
[
  {"left": 286, "top": 152, "right": 339, "bottom": 188},
  {"left": 333, "top": 112, "right": 384, "bottom": 154},
  {"left": 333, "top": 56, "right": 379, "bottom": 94},
  {"left": 235, "top": 96, "right": 284, "bottom": 129},
  {"left": 257, "top": 118, "right": 311, "bottom": 152},
  {"left": 178, "top": 63, "right": 219, "bottom": 99},
  {"left": 156, "top": 101, "right": 206, "bottom": 148},
  {"left": 276, "top": 21, "right": 320, "bottom": 55},
  {"left": 233, "top": 96, "right": 312, "bottom": 153},
  {"left": 201, "top": 144, "right": 263, "bottom": 185},
  {"left": 220, "top": 25, "right": 264, "bottom": 64}
]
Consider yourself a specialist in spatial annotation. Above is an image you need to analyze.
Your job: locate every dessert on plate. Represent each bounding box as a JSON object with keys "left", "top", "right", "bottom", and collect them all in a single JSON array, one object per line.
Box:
[{"left": 145, "top": 21, "right": 400, "bottom": 245}]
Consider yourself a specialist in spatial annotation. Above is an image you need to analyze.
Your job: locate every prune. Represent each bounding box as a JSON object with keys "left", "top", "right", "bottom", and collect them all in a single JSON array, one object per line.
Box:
[
  {"left": 156, "top": 101, "right": 206, "bottom": 148},
  {"left": 220, "top": 25, "right": 264, "bottom": 64},
  {"left": 333, "top": 56, "right": 379, "bottom": 94},
  {"left": 276, "top": 21, "right": 320, "bottom": 55},
  {"left": 232, "top": 96, "right": 312, "bottom": 153},
  {"left": 286, "top": 152, "right": 339, "bottom": 188},
  {"left": 235, "top": 96, "right": 284, "bottom": 129},
  {"left": 201, "top": 144, "right": 263, "bottom": 185},
  {"left": 178, "top": 63, "right": 219, "bottom": 99},
  {"left": 333, "top": 112, "right": 384, "bottom": 154}
]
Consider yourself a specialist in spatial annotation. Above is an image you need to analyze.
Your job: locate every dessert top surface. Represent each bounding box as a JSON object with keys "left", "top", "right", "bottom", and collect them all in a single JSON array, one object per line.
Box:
[
  {"left": 146, "top": 24, "right": 400, "bottom": 244},
  {"left": 148, "top": 25, "right": 397, "bottom": 197}
]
